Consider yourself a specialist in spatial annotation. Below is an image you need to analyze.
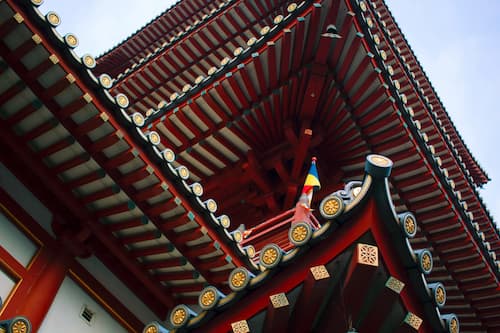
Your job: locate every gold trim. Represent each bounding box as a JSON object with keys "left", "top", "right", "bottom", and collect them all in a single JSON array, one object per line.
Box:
[
  {"left": 247, "top": 37, "right": 257, "bottom": 46},
  {"left": 290, "top": 224, "right": 308, "bottom": 243},
  {"left": 366, "top": 17, "right": 374, "bottom": 28},
  {"left": 385, "top": 277, "right": 405, "bottom": 293},
  {"left": 116, "top": 94, "right": 129, "bottom": 108},
  {"left": 32, "top": 34, "right": 42, "bottom": 44},
  {"left": 359, "top": 1, "right": 367, "bottom": 12},
  {"left": 200, "top": 289, "right": 216, "bottom": 307},
  {"left": 144, "top": 324, "right": 158, "bottom": 333},
  {"left": 65, "top": 34, "right": 78, "bottom": 47},
  {"left": 66, "top": 73, "right": 75, "bottom": 83},
  {"left": 449, "top": 317, "right": 459, "bottom": 333},
  {"left": 435, "top": 285, "right": 445, "bottom": 305},
  {"left": 11, "top": 319, "right": 28, "bottom": 333},
  {"left": 261, "top": 246, "right": 279, "bottom": 266},
  {"left": 230, "top": 270, "right": 247, "bottom": 288},
  {"left": 404, "top": 312, "right": 423, "bottom": 330},
  {"left": 404, "top": 215, "right": 416, "bottom": 236},
  {"left": 421, "top": 252, "right": 432, "bottom": 272},
  {"left": 269, "top": 293, "right": 289, "bottom": 308},
  {"left": 310, "top": 265, "right": 330, "bottom": 280},
  {"left": 47, "top": 12, "right": 60, "bottom": 26},
  {"left": 321, "top": 197, "right": 341, "bottom": 216},
  {"left": 231, "top": 320, "right": 250, "bottom": 333},
  {"left": 207, "top": 67, "right": 217, "bottom": 75},
  {"left": 83, "top": 93, "right": 92, "bottom": 103},
  {"left": 171, "top": 307, "right": 187, "bottom": 326},
  {"left": 287, "top": 3, "right": 298, "bottom": 12},
  {"left": 357, "top": 243, "right": 378, "bottom": 266},
  {"left": 273, "top": 15, "right": 284, "bottom": 24},
  {"left": 13, "top": 13, "right": 24, "bottom": 24},
  {"left": 99, "top": 113, "right": 109, "bottom": 122},
  {"left": 49, "top": 54, "right": 59, "bottom": 64}
]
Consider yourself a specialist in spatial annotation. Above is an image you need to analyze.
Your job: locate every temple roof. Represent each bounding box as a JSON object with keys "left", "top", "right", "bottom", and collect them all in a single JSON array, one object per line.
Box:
[
  {"left": 1, "top": 0, "right": 499, "bottom": 331},
  {"left": 0, "top": 0, "right": 257, "bottom": 317},
  {"left": 143, "top": 155, "right": 464, "bottom": 332}
]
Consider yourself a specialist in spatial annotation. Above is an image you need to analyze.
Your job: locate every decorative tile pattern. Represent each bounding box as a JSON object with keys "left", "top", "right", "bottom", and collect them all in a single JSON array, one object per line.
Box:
[
  {"left": 310, "top": 265, "right": 330, "bottom": 280},
  {"left": 404, "top": 312, "right": 423, "bottom": 330},
  {"left": 385, "top": 276, "right": 405, "bottom": 294},
  {"left": 269, "top": 293, "right": 289, "bottom": 308},
  {"left": 231, "top": 320, "right": 250, "bottom": 333},
  {"left": 357, "top": 243, "right": 378, "bottom": 266}
]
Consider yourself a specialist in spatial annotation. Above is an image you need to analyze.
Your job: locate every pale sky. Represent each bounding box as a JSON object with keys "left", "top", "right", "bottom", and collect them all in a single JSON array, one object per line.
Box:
[{"left": 39, "top": 1, "right": 500, "bottom": 225}]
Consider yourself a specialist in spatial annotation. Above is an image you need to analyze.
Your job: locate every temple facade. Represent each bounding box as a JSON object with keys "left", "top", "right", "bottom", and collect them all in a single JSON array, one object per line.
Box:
[{"left": 0, "top": 0, "right": 499, "bottom": 332}]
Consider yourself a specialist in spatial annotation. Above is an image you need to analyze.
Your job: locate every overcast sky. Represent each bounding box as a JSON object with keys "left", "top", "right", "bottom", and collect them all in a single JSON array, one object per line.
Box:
[{"left": 39, "top": 1, "right": 500, "bottom": 225}]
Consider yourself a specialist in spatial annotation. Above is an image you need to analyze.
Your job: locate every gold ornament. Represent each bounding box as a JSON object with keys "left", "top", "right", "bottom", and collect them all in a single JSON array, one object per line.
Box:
[
  {"left": 144, "top": 324, "right": 158, "bottom": 333},
  {"left": 421, "top": 252, "right": 432, "bottom": 272},
  {"left": 171, "top": 308, "right": 187, "bottom": 326},
  {"left": 291, "top": 224, "right": 308, "bottom": 242},
  {"left": 231, "top": 271, "right": 247, "bottom": 288},
  {"left": 435, "top": 285, "right": 446, "bottom": 305},
  {"left": 11, "top": 320, "right": 28, "bottom": 333},
  {"left": 261, "top": 247, "right": 278, "bottom": 266},
  {"left": 405, "top": 215, "right": 416, "bottom": 235},
  {"left": 449, "top": 317, "right": 459, "bottom": 333},
  {"left": 200, "top": 289, "right": 216, "bottom": 307},
  {"left": 322, "top": 197, "right": 340, "bottom": 216},
  {"left": 358, "top": 244, "right": 378, "bottom": 266}
]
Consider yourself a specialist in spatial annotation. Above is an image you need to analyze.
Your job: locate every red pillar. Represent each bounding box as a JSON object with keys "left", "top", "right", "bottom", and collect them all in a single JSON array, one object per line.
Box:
[{"left": 0, "top": 246, "right": 70, "bottom": 332}]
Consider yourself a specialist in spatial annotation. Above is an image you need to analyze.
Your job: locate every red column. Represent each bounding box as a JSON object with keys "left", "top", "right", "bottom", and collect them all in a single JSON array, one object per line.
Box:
[{"left": 0, "top": 246, "right": 70, "bottom": 332}]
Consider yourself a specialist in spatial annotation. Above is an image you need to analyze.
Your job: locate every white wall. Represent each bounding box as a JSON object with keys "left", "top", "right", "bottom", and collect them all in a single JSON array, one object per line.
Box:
[
  {"left": 78, "top": 256, "right": 159, "bottom": 324},
  {"left": 0, "top": 163, "right": 54, "bottom": 237},
  {"left": 38, "top": 277, "right": 127, "bottom": 333},
  {"left": 0, "top": 268, "right": 16, "bottom": 307},
  {"left": 0, "top": 212, "right": 38, "bottom": 267}
]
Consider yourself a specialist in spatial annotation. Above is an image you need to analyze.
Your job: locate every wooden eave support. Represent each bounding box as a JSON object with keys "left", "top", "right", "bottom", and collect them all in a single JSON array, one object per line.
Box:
[
  {"left": 155, "top": 270, "right": 199, "bottom": 282},
  {"left": 262, "top": 293, "right": 290, "bottom": 333},
  {"left": 36, "top": 136, "right": 75, "bottom": 159},
  {"left": 174, "top": 227, "right": 205, "bottom": 244},
  {"left": 50, "top": 153, "right": 90, "bottom": 175},
  {"left": 80, "top": 185, "right": 120, "bottom": 205},
  {"left": 0, "top": 81, "right": 25, "bottom": 105},
  {"left": 143, "top": 257, "right": 188, "bottom": 271},
  {"left": 288, "top": 265, "right": 333, "bottom": 333},
  {"left": 129, "top": 244, "right": 174, "bottom": 258},
  {"left": 106, "top": 216, "right": 148, "bottom": 232},
  {"left": 66, "top": 169, "right": 106, "bottom": 189},
  {"left": 0, "top": 122, "right": 174, "bottom": 312},
  {"left": 94, "top": 201, "right": 136, "bottom": 219},
  {"left": 21, "top": 118, "right": 59, "bottom": 142},
  {"left": 120, "top": 230, "right": 161, "bottom": 245},
  {"left": 358, "top": 285, "right": 403, "bottom": 328},
  {"left": 343, "top": 244, "right": 380, "bottom": 326},
  {"left": 144, "top": 198, "right": 180, "bottom": 217},
  {"left": 113, "top": 3, "right": 271, "bottom": 108},
  {"left": 169, "top": 283, "right": 205, "bottom": 295},
  {"left": 194, "top": 254, "right": 231, "bottom": 271}
]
